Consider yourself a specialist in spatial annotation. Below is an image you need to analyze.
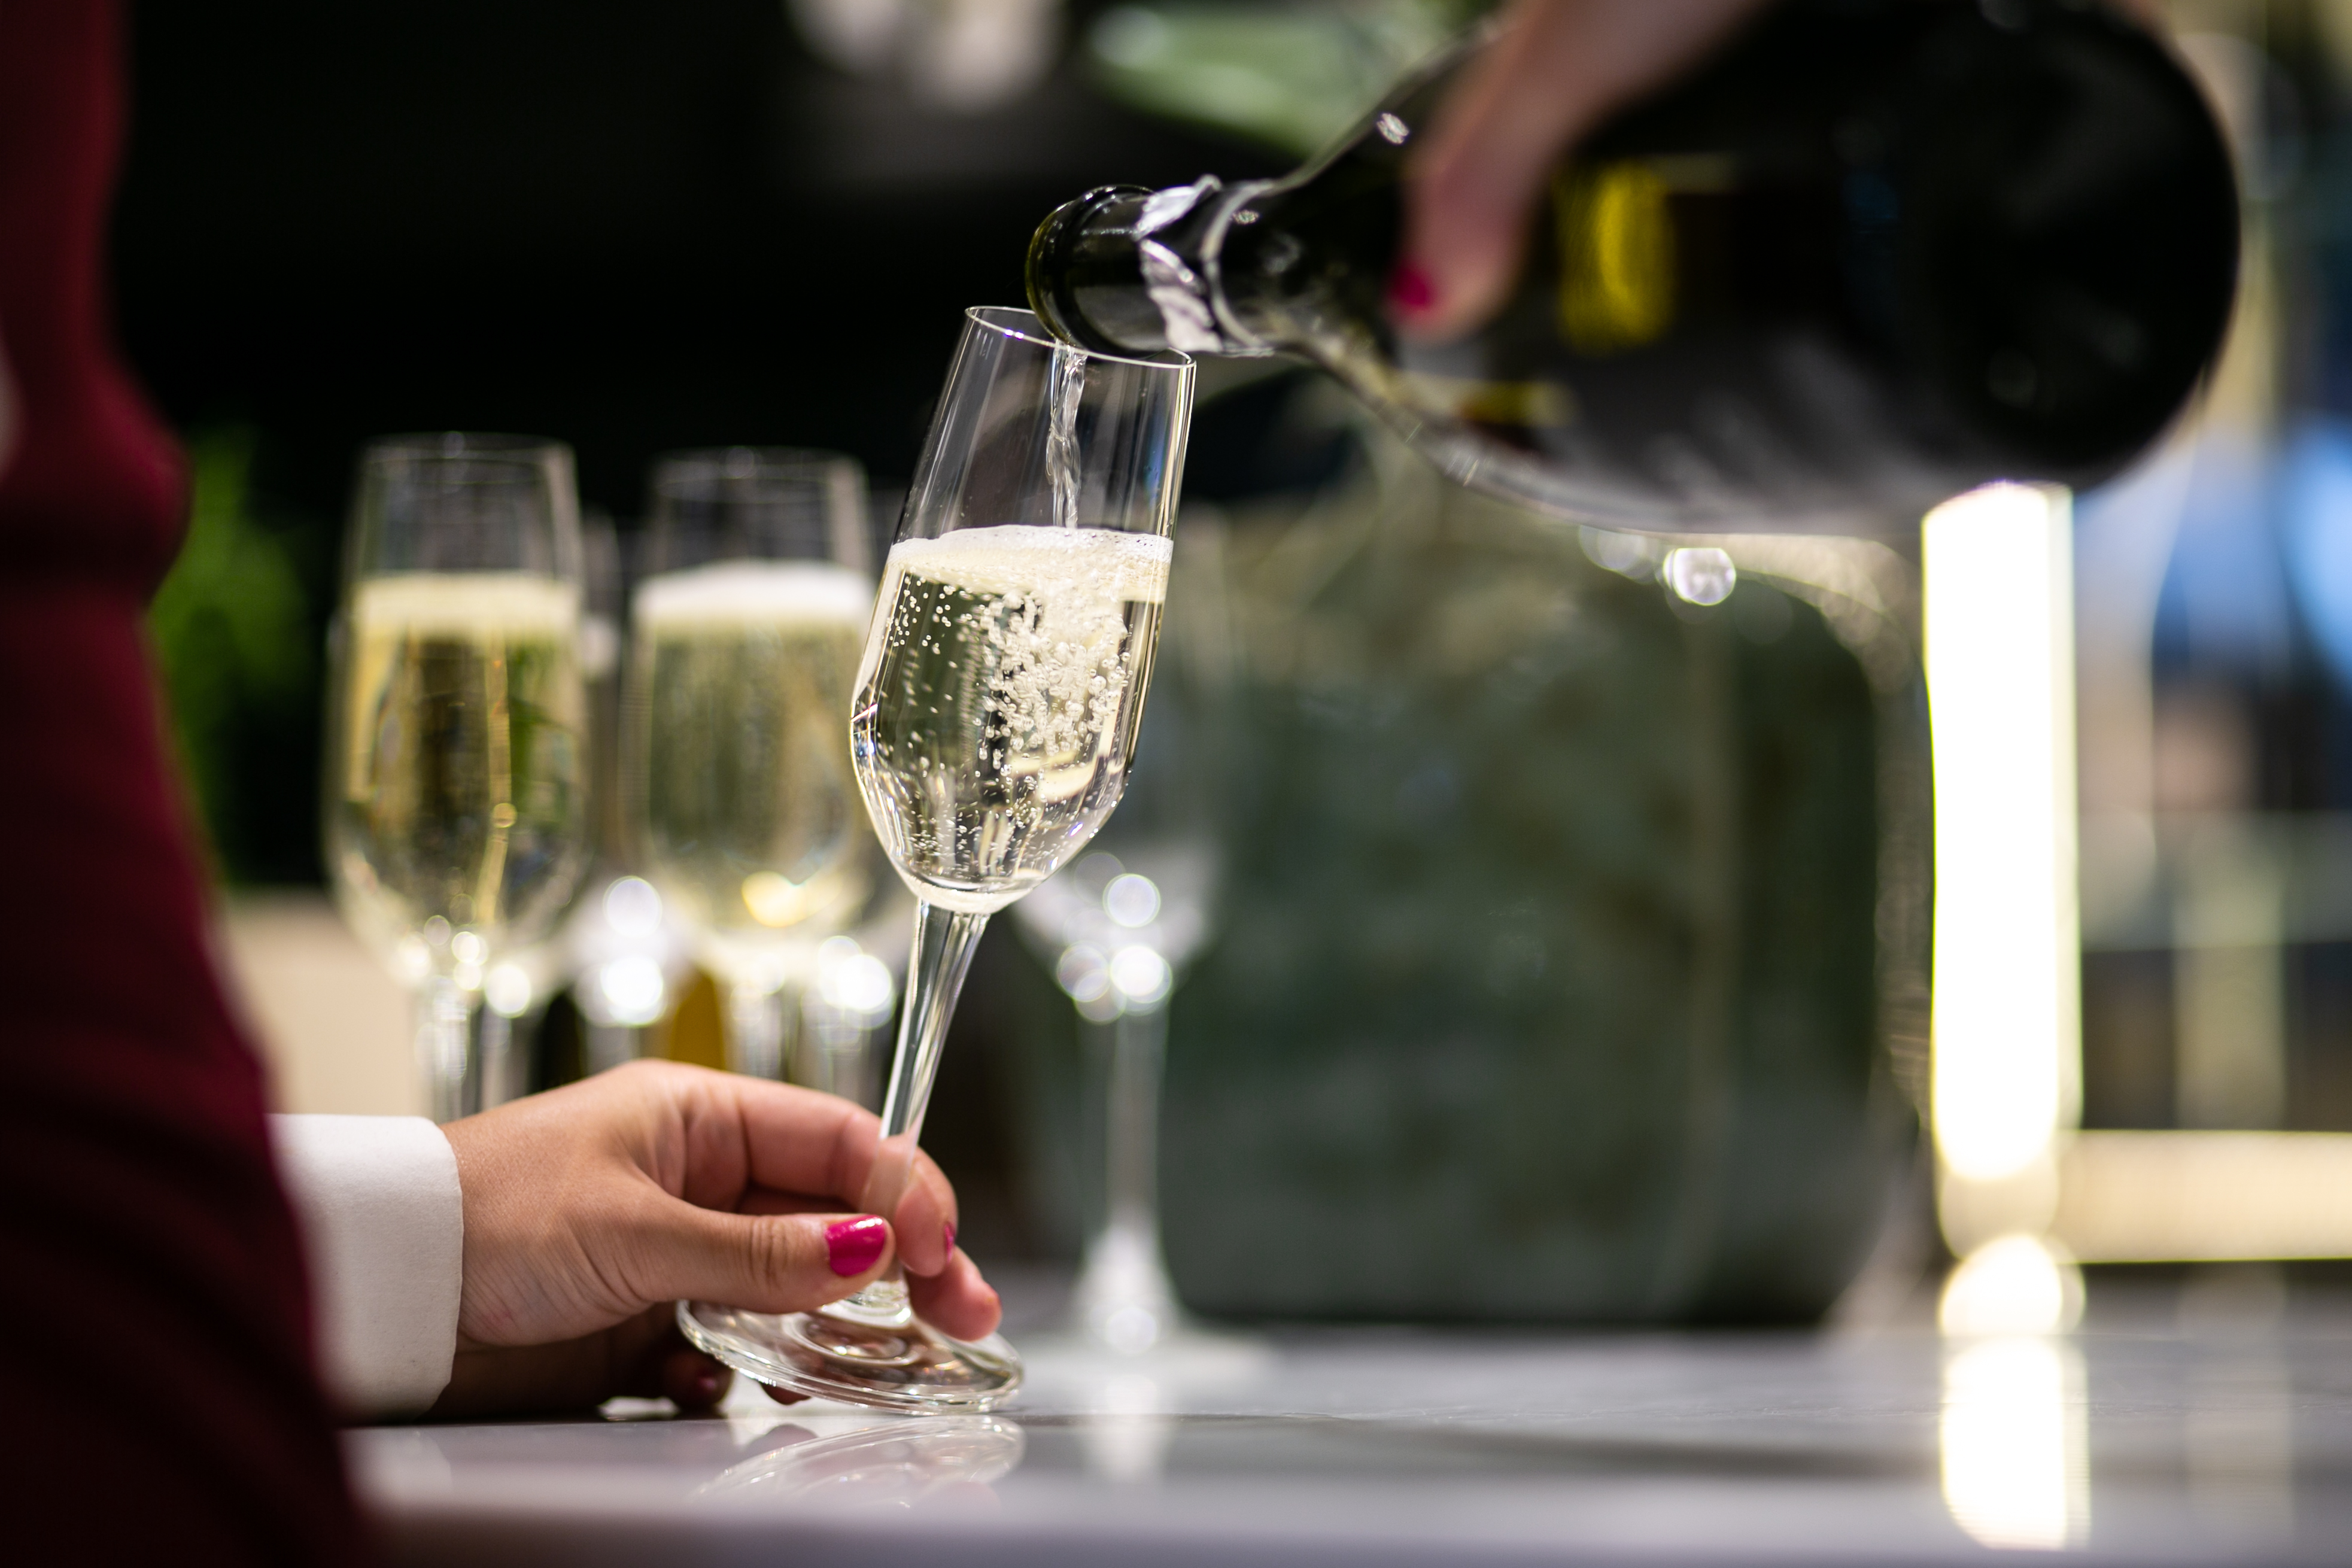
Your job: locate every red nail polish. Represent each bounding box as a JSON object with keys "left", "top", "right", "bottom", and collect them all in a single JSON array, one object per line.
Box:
[
  {"left": 1388, "top": 260, "right": 1437, "bottom": 314},
  {"left": 943, "top": 1220, "right": 957, "bottom": 1256},
  {"left": 825, "top": 1215, "right": 889, "bottom": 1277}
]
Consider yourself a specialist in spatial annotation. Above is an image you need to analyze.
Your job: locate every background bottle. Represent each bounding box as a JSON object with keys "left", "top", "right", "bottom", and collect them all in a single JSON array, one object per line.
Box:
[{"left": 1026, "top": 0, "right": 2239, "bottom": 534}]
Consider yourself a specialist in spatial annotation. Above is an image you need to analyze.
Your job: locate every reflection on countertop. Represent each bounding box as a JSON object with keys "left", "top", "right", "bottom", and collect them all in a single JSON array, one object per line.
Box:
[{"left": 357, "top": 1276, "right": 2352, "bottom": 1567}]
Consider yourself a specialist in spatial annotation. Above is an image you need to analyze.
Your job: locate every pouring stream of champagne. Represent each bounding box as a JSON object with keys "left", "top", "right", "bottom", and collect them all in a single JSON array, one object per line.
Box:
[{"left": 1047, "top": 345, "right": 1086, "bottom": 530}]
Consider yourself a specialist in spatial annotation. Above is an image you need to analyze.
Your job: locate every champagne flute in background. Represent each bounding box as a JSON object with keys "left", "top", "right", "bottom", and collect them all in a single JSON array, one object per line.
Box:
[
  {"left": 680, "top": 306, "right": 1195, "bottom": 1411},
  {"left": 627, "top": 448, "right": 879, "bottom": 1082},
  {"left": 327, "top": 433, "right": 591, "bottom": 1122},
  {"left": 1011, "top": 642, "right": 1217, "bottom": 1356}
]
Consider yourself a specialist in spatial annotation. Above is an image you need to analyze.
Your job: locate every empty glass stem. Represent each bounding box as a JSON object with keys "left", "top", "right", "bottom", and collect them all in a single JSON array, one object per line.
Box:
[
  {"left": 1106, "top": 1002, "right": 1164, "bottom": 1244},
  {"left": 417, "top": 974, "right": 476, "bottom": 1123},
  {"left": 475, "top": 1005, "right": 515, "bottom": 1112},
  {"left": 727, "top": 981, "right": 792, "bottom": 1081},
  {"left": 1074, "top": 996, "right": 1180, "bottom": 1350}
]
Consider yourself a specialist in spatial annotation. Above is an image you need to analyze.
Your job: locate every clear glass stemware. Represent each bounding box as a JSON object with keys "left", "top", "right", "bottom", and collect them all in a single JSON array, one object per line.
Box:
[
  {"left": 1011, "top": 630, "right": 1219, "bottom": 1356},
  {"left": 625, "top": 448, "right": 878, "bottom": 1082},
  {"left": 680, "top": 306, "right": 1195, "bottom": 1411},
  {"left": 326, "top": 433, "right": 591, "bottom": 1122}
]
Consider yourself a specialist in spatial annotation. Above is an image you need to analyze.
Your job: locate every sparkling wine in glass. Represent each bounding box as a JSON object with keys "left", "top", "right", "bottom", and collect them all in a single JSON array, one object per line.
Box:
[
  {"left": 327, "top": 434, "right": 591, "bottom": 1122},
  {"left": 627, "top": 448, "right": 879, "bottom": 1081},
  {"left": 679, "top": 306, "right": 1194, "bottom": 1411}
]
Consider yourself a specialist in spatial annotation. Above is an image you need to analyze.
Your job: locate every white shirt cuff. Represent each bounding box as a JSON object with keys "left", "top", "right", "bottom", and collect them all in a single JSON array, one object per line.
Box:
[{"left": 271, "top": 1114, "right": 463, "bottom": 1420}]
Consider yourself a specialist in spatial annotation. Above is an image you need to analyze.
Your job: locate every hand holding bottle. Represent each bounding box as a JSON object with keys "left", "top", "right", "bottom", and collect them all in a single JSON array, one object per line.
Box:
[
  {"left": 1395, "top": 0, "right": 1771, "bottom": 342},
  {"left": 1028, "top": 0, "right": 2234, "bottom": 531}
]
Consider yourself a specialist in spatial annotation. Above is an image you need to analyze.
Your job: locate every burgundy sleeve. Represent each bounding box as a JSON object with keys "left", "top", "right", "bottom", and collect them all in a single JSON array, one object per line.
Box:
[{"left": 0, "top": 2, "right": 370, "bottom": 1560}]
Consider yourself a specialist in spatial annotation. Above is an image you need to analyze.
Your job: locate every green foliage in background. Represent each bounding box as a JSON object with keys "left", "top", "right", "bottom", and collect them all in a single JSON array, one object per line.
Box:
[
  {"left": 1084, "top": 1, "right": 1485, "bottom": 158},
  {"left": 149, "top": 429, "right": 317, "bottom": 882}
]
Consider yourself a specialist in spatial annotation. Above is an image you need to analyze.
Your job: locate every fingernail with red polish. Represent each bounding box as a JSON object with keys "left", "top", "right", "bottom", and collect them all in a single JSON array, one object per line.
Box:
[
  {"left": 825, "top": 1215, "right": 889, "bottom": 1277},
  {"left": 943, "top": 1220, "right": 957, "bottom": 1256},
  {"left": 1388, "top": 260, "right": 1437, "bottom": 315}
]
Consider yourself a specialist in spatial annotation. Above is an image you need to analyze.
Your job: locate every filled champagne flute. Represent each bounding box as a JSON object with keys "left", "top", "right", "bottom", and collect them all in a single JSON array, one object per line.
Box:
[
  {"left": 327, "top": 434, "right": 591, "bottom": 1122},
  {"left": 627, "top": 449, "right": 878, "bottom": 1081},
  {"left": 680, "top": 306, "right": 1195, "bottom": 1411}
]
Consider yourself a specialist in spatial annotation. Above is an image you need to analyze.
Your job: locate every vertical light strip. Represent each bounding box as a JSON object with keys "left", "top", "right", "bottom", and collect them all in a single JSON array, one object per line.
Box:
[
  {"left": 1923, "top": 484, "right": 2081, "bottom": 1208},
  {"left": 1941, "top": 1336, "right": 2091, "bottom": 1549}
]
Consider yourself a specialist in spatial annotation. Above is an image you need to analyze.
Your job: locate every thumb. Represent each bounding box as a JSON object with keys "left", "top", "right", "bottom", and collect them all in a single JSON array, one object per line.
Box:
[{"left": 633, "top": 1204, "right": 897, "bottom": 1314}]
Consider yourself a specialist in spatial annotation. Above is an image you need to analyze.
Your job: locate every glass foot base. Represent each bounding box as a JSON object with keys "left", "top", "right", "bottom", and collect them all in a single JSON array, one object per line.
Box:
[{"left": 678, "top": 1299, "right": 1023, "bottom": 1413}]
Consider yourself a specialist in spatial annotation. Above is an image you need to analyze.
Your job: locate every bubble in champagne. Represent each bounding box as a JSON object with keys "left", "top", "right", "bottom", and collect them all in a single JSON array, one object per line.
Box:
[{"left": 853, "top": 525, "right": 1171, "bottom": 914}]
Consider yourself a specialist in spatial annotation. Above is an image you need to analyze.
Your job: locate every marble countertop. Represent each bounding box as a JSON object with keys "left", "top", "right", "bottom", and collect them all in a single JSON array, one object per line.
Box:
[{"left": 353, "top": 1287, "right": 2352, "bottom": 1566}]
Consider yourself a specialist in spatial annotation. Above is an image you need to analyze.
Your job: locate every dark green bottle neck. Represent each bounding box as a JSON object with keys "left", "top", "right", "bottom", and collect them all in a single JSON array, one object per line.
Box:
[
  {"left": 1028, "top": 177, "right": 1282, "bottom": 358},
  {"left": 1028, "top": 42, "right": 1450, "bottom": 363}
]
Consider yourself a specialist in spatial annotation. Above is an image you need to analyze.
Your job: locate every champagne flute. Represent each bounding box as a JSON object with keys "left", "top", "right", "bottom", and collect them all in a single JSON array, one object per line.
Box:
[
  {"left": 680, "top": 306, "right": 1195, "bottom": 1411},
  {"left": 327, "top": 433, "right": 591, "bottom": 1122},
  {"left": 1012, "top": 684, "right": 1218, "bottom": 1356},
  {"left": 626, "top": 448, "right": 878, "bottom": 1081}
]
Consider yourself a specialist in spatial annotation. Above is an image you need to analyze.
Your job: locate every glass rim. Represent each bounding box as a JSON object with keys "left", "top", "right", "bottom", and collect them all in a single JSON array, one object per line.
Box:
[
  {"left": 965, "top": 305, "right": 1191, "bottom": 373},
  {"left": 361, "top": 431, "right": 572, "bottom": 465},
  {"left": 650, "top": 446, "right": 862, "bottom": 488}
]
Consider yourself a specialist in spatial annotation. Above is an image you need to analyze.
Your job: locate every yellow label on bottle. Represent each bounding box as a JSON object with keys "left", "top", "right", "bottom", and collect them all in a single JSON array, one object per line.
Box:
[{"left": 1555, "top": 162, "right": 1678, "bottom": 354}]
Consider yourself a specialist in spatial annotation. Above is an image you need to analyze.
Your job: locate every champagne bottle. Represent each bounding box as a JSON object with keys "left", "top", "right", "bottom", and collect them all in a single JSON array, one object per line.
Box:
[{"left": 1027, "top": 0, "right": 2238, "bottom": 533}]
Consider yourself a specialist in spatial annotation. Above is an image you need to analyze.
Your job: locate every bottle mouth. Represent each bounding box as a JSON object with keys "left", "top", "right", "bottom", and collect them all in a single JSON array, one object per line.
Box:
[{"left": 1026, "top": 186, "right": 1155, "bottom": 357}]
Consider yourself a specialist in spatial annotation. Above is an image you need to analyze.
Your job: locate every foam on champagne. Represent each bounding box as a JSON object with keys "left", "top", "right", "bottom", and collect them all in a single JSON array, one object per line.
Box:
[
  {"left": 634, "top": 560, "right": 875, "bottom": 631},
  {"left": 350, "top": 571, "right": 581, "bottom": 634},
  {"left": 872, "top": 524, "right": 1169, "bottom": 614}
]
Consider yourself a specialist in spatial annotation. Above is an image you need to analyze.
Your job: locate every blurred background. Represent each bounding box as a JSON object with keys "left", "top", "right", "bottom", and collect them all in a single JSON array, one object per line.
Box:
[
  {"left": 148, "top": 0, "right": 1442, "bottom": 1261},
  {"left": 141, "top": 0, "right": 2352, "bottom": 1319}
]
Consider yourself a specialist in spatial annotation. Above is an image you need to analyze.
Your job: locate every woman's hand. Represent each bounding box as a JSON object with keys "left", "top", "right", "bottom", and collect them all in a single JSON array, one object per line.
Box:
[
  {"left": 1396, "top": 0, "right": 1770, "bottom": 340},
  {"left": 426, "top": 1060, "right": 999, "bottom": 1418}
]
